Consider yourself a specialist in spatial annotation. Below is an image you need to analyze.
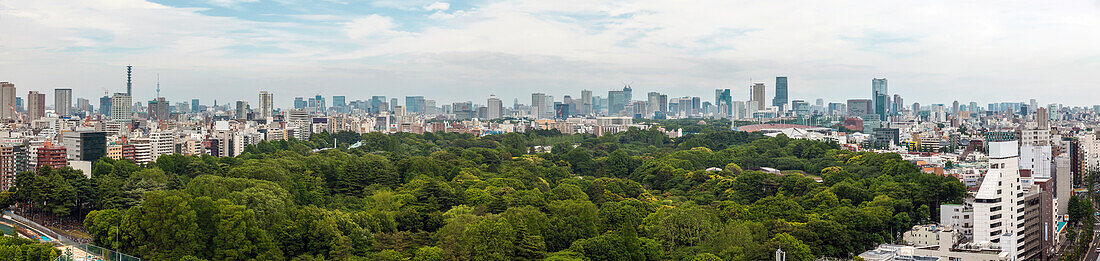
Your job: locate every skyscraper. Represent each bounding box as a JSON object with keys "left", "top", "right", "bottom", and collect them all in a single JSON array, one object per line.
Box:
[
  {"left": 235, "top": 100, "right": 249, "bottom": 119},
  {"left": 531, "top": 93, "right": 548, "bottom": 119},
  {"left": 487, "top": 95, "right": 502, "bottom": 119},
  {"left": 0, "top": 82, "right": 15, "bottom": 120},
  {"left": 750, "top": 82, "right": 766, "bottom": 110},
  {"left": 405, "top": 96, "right": 425, "bottom": 114},
  {"left": 191, "top": 98, "right": 200, "bottom": 113},
  {"left": 773, "top": 76, "right": 788, "bottom": 109},
  {"left": 259, "top": 91, "right": 274, "bottom": 119},
  {"left": 714, "top": 89, "right": 732, "bottom": 117},
  {"left": 101, "top": 96, "right": 113, "bottom": 115},
  {"left": 608, "top": 89, "right": 627, "bottom": 116},
  {"left": 148, "top": 97, "right": 169, "bottom": 120},
  {"left": 55, "top": 88, "right": 72, "bottom": 117},
  {"left": 27, "top": 91, "right": 45, "bottom": 121},
  {"left": 110, "top": 93, "right": 132, "bottom": 122},
  {"left": 581, "top": 90, "right": 593, "bottom": 115},
  {"left": 871, "top": 78, "right": 888, "bottom": 119},
  {"left": 294, "top": 97, "right": 306, "bottom": 109},
  {"left": 647, "top": 92, "right": 662, "bottom": 117},
  {"left": 333, "top": 96, "right": 346, "bottom": 108}
]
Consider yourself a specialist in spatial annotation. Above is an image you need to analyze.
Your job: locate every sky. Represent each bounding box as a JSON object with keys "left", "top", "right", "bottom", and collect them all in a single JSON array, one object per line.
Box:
[{"left": 1, "top": 0, "right": 1099, "bottom": 109}]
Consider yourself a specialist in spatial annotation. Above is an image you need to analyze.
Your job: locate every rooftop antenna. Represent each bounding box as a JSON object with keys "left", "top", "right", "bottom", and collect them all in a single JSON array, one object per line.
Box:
[
  {"left": 156, "top": 74, "right": 161, "bottom": 98},
  {"left": 126, "top": 65, "right": 132, "bottom": 96}
]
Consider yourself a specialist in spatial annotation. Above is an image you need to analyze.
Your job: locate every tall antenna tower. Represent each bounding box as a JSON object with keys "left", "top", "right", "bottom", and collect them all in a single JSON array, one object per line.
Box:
[
  {"left": 126, "top": 65, "right": 133, "bottom": 96},
  {"left": 156, "top": 74, "right": 161, "bottom": 98}
]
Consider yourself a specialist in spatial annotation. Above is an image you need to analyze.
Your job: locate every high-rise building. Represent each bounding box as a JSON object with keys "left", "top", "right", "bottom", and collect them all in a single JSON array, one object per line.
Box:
[
  {"left": 846, "top": 99, "right": 873, "bottom": 116},
  {"left": 62, "top": 131, "right": 106, "bottom": 162},
  {"left": 190, "top": 99, "right": 199, "bottom": 113},
  {"left": 1036, "top": 107, "right": 1049, "bottom": 129},
  {"left": 110, "top": 93, "right": 132, "bottom": 122},
  {"left": 405, "top": 96, "right": 425, "bottom": 114},
  {"left": 54, "top": 88, "right": 72, "bottom": 117},
  {"left": 27, "top": 91, "right": 45, "bottom": 121},
  {"left": 487, "top": 95, "right": 502, "bottom": 120},
  {"left": 773, "top": 76, "right": 788, "bottom": 109},
  {"left": 148, "top": 97, "right": 169, "bottom": 120},
  {"left": 952, "top": 101, "right": 960, "bottom": 115},
  {"left": 235, "top": 100, "right": 249, "bottom": 119},
  {"left": 647, "top": 92, "right": 662, "bottom": 117},
  {"left": 871, "top": 78, "right": 888, "bottom": 119},
  {"left": 332, "top": 96, "right": 346, "bottom": 108},
  {"left": 750, "top": 82, "right": 766, "bottom": 110},
  {"left": 294, "top": 97, "right": 306, "bottom": 109},
  {"left": 101, "top": 96, "right": 113, "bottom": 115},
  {"left": 259, "top": 91, "right": 274, "bottom": 119},
  {"left": 893, "top": 94, "right": 904, "bottom": 114},
  {"left": 715, "top": 89, "right": 732, "bottom": 117},
  {"left": 369, "top": 96, "right": 386, "bottom": 113},
  {"left": 531, "top": 93, "right": 548, "bottom": 119},
  {"left": 581, "top": 90, "right": 593, "bottom": 115},
  {"left": 389, "top": 98, "right": 397, "bottom": 112},
  {"left": 0, "top": 82, "right": 15, "bottom": 120},
  {"left": 76, "top": 98, "right": 91, "bottom": 113}
]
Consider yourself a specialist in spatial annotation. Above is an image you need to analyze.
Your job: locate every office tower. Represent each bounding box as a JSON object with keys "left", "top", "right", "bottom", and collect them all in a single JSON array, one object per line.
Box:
[
  {"left": 1029, "top": 99, "right": 1038, "bottom": 114},
  {"left": 62, "top": 131, "right": 107, "bottom": 162},
  {"left": 333, "top": 96, "right": 346, "bottom": 108},
  {"left": 487, "top": 95, "right": 502, "bottom": 119},
  {"left": 1037, "top": 107, "right": 1049, "bottom": 129},
  {"left": 370, "top": 96, "right": 387, "bottom": 113},
  {"left": 750, "top": 82, "right": 766, "bottom": 110},
  {"left": 405, "top": 96, "right": 425, "bottom": 114},
  {"left": 259, "top": 91, "right": 273, "bottom": 119},
  {"left": 690, "top": 97, "right": 702, "bottom": 116},
  {"left": 54, "top": 88, "right": 72, "bottom": 117},
  {"left": 76, "top": 98, "right": 90, "bottom": 113},
  {"left": 892, "top": 95, "right": 904, "bottom": 114},
  {"left": 608, "top": 89, "right": 626, "bottom": 116},
  {"left": 773, "top": 76, "right": 788, "bottom": 109},
  {"left": 110, "top": 93, "right": 132, "bottom": 122},
  {"left": 148, "top": 97, "right": 169, "bottom": 120},
  {"left": 27, "top": 91, "right": 45, "bottom": 121},
  {"left": 100, "top": 96, "right": 113, "bottom": 115},
  {"left": 969, "top": 102, "right": 979, "bottom": 112},
  {"left": 792, "top": 100, "right": 812, "bottom": 116},
  {"left": 952, "top": 101, "right": 960, "bottom": 115},
  {"left": 581, "top": 90, "right": 593, "bottom": 115},
  {"left": 0, "top": 82, "right": 14, "bottom": 120},
  {"left": 912, "top": 103, "right": 921, "bottom": 117},
  {"left": 294, "top": 97, "right": 306, "bottom": 109},
  {"left": 871, "top": 78, "right": 888, "bottom": 119},
  {"left": 14, "top": 97, "right": 21, "bottom": 113},
  {"left": 827, "top": 102, "right": 846, "bottom": 115},
  {"left": 715, "top": 89, "right": 732, "bottom": 117},
  {"left": 389, "top": 98, "right": 397, "bottom": 112},
  {"left": 531, "top": 93, "right": 548, "bottom": 119},
  {"left": 846, "top": 99, "right": 873, "bottom": 116},
  {"left": 235, "top": 101, "right": 249, "bottom": 119},
  {"left": 647, "top": 92, "right": 662, "bottom": 117},
  {"left": 425, "top": 100, "right": 437, "bottom": 115}
]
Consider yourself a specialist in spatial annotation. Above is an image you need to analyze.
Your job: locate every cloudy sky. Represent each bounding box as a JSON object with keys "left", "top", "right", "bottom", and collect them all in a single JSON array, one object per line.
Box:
[{"left": 1, "top": 0, "right": 1098, "bottom": 108}]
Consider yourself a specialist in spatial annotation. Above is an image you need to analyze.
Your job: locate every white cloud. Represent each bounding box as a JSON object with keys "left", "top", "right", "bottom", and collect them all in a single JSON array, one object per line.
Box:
[
  {"left": 344, "top": 14, "right": 398, "bottom": 39},
  {"left": 206, "top": 0, "right": 260, "bottom": 8},
  {"left": 424, "top": 2, "right": 450, "bottom": 11}
]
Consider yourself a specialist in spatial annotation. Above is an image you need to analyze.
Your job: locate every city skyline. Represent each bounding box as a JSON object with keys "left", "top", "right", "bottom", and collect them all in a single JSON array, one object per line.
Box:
[{"left": 1, "top": 0, "right": 1098, "bottom": 107}]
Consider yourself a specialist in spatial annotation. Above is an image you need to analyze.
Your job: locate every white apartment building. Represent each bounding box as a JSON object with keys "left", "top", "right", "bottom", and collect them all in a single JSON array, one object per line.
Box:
[
  {"left": 972, "top": 141, "right": 1022, "bottom": 257},
  {"left": 1018, "top": 145, "right": 1052, "bottom": 178}
]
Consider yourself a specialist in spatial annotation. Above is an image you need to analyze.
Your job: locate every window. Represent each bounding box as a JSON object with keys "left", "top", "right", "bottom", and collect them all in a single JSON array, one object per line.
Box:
[
  {"left": 991, "top": 215, "right": 1002, "bottom": 220},
  {"left": 991, "top": 206, "right": 1002, "bottom": 212}
]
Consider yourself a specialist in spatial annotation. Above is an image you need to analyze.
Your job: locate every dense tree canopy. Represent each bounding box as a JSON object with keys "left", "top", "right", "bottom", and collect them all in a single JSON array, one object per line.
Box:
[{"left": 9, "top": 127, "right": 965, "bottom": 260}]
